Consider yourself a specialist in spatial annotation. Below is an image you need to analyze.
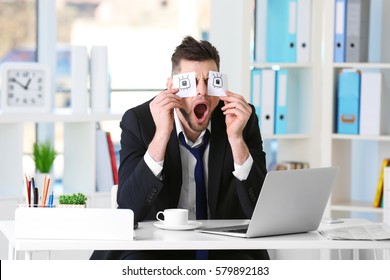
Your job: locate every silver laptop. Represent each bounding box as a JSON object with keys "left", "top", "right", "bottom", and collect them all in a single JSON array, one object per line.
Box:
[{"left": 197, "top": 167, "right": 338, "bottom": 238}]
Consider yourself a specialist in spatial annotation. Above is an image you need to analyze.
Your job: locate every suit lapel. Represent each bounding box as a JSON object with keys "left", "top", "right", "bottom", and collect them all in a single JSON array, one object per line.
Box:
[{"left": 164, "top": 126, "right": 183, "bottom": 205}]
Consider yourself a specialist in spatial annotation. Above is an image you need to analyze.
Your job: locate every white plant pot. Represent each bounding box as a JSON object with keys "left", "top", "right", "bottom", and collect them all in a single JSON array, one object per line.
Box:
[{"left": 57, "top": 204, "right": 86, "bottom": 208}]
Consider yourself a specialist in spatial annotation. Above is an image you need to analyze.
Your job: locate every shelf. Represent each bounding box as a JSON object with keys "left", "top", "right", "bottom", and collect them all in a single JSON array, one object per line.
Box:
[
  {"left": 333, "top": 63, "right": 390, "bottom": 69},
  {"left": 252, "top": 62, "right": 312, "bottom": 69},
  {"left": 262, "top": 134, "right": 311, "bottom": 140},
  {"left": 332, "top": 134, "right": 390, "bottom": 142},
  {"left": 0, "top": 108, "right": 123, "bottom": 123},
  {"left": 330, "top": 201, "right": 383, "bottom": 214}
]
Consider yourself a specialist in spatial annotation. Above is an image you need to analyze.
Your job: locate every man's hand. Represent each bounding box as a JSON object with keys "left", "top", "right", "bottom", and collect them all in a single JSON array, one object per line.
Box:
[
  {"left": 220, "top": 91, "right": 252, "bottom": 164},
  {"left": 148, "top": 88, "right": 182, "bottom": 162}
]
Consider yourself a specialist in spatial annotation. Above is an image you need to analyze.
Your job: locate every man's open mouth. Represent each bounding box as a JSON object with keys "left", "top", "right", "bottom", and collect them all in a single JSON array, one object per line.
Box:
[{"left": 194, "top": 103, "right": 208, "bottom": 121}]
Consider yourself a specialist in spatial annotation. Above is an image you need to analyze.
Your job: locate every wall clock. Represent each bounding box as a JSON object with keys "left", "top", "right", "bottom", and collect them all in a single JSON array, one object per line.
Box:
[{"left": 1, "top": 62, "right": 51, "bottom": 113}]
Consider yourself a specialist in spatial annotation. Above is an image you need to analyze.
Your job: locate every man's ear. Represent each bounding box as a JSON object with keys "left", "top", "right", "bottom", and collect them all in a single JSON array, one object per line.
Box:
[{"left": 166, "top": 77, "right": 173, "bottom": 89}]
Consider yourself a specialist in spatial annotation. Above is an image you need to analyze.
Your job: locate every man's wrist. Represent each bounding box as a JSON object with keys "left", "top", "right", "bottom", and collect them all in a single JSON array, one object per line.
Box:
[
  {"left": 229, "top": 136, "right": 250, "bottom": 165},
  {"left": 233, "top": 154, "right": 253, "bottom": 181},
  {"left": 144, "top": 150, "right": 163, "bottom": 178}
]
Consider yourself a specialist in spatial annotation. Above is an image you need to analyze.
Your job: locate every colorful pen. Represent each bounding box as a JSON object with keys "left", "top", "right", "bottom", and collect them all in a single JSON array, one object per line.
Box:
[
  {"left": 33, "top": 187, "right": 38, "bottom": 207},
  {"left": 48, "top": 191, "right": 54, "bottom": 208}
]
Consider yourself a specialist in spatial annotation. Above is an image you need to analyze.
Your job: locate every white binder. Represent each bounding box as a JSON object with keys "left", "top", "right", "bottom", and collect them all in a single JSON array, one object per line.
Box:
[
  {"left": 250, "top": 68, "right": 262, "bottom": 125},
  {"left": 384, "top": 167, "right": 390, "bottom": 226},
  {"left": 254, "top": 0, "right": 267, "bottom": 62},
  {"left": 71, "top": 46, "right": 89, "bottom": 114},
  {"left": 334, "top": 0, "right": 347, "bottom": 62},
  {"left": 359, "top": 71, "right": 384, "bottom": 135},
  {"left": 260, "top": 69, "right": 276, "bottom": 135},
  {"left": 90, "top": 46, "right": 109, "bottom": 113},
  {"left": 296, "top": 0, "right": 311, "bottom": 63}
]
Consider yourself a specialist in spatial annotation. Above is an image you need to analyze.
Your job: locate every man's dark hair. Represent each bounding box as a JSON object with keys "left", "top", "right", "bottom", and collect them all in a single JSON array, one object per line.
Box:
[{"left": 171, "top": 36, "right": 220, "bottom": 74}]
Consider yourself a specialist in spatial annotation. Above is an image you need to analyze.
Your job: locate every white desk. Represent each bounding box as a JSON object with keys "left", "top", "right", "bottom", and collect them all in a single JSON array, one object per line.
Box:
[{"left": 1, "top": 219, "right": 389, "bottom": 260}]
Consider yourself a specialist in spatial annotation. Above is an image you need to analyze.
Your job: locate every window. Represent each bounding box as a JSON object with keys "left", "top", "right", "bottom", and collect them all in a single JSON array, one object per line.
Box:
[
  {"left": 55, "top": 0, "right": 210, "bottom": 110},
  {"left": 0, "top": 0, "right": 210, "bottom": 190},
  {"left": 0, "top": 0, "right": 37, "bottom": 63},
  {"left": 0, "top": 0, "right": 38, "bottom": 178}
]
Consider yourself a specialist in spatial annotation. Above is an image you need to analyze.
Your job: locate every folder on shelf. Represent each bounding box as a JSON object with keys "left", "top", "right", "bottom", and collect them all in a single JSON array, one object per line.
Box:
[
  {"left": 383, "top": 167, "right": 390, "bottom": 224},
  {"left": 106, "top": 132, "right": 119, "bottom": 185},
  {"left": 254, "top": 0, "right": 268, "bottom": 63},
  {"left": 336, "top": 69, "right": 360, "bottom": 134},
  {"left": 296, "top": 0, "right": 311, "bottom": 63},
  {"left": 272, "top": 161, "right": 310, "bottom": 171},
  {"left": 275, "top": 69, "right": 288, "bottom": 134},
  {"left": 334, "top": 0, "right": 347, "bottom": 62},
  {"left": 266, "top": 0, "right": 297, "bottom": 62},
  {"left": 96, "top": 129, "right": 114, "bottom": 192},
  {"left": 71, "top": 45, "right": 89, "bottom": 114},
  {"left": 250, "top": 68, "right": 262, "bottom": 126},
  {"left": 373, "top": 158, "right": 390, "bottom": 208},
  {"left": 345, "top": 0, "right": 371, "bottom": 62},
  {"left": 359, "top": 71, "right": 384, "bottom": 135},
  {"left": 260, "top": 69, "right": 276, "bottom": 135}
]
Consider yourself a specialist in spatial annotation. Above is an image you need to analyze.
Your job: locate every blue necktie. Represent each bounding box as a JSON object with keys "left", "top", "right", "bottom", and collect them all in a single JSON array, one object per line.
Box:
[
  {"left": 179, "top": 130, "right": 209, "bottom": 220},
  {"left": 179, "top": 130, "right": 210, "bottom": 259}
]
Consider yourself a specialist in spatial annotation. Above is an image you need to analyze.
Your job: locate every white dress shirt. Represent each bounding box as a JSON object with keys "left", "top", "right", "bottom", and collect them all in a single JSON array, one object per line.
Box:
[{"left": 144, "top": 110, "right": 253, "bottom": 219}]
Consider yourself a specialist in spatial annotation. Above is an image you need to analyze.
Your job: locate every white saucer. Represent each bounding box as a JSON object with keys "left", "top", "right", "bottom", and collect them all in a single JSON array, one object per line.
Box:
[{"left": 153, "top": 221, "right": 202, "bottom": 231}]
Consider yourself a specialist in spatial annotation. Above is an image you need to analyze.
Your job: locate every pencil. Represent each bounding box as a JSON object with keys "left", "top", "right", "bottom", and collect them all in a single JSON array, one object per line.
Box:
[
  {"left": 31, "top": 177, "right": 36, "bottom": 206},
  {"left": 27, "top": 177, "right": 31, "bottom": 207},
  {"left": 42, "top": 175, "right": 51, "bottom": 207},
  {"left": 40, "top": 174, "right": 47, "bottom": 207},
  {"left": 24, "top": 175, "right": 29, "bottom": 206}
]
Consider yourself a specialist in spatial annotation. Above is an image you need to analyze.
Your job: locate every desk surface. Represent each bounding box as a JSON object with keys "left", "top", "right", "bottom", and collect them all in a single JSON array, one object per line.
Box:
[{"left": 1, "top": 219, "right": 390, "bottom": 252}]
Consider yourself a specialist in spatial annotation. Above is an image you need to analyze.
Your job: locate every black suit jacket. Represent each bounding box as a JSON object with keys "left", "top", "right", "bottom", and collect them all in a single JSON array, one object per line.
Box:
[{"left": 90, "top": 99, "right": 267, "bottom": 260}]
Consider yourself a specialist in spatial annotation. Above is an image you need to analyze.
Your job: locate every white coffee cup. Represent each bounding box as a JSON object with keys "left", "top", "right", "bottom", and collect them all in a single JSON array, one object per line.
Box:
[{"left": 156, "top": 208, "right": 188, "bottom": 226}]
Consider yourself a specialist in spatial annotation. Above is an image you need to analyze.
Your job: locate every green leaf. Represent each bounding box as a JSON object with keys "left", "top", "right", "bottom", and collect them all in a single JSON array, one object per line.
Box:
[
  {"left": 59, "top": 193, "right": 87, "bottom": 205},
  {"left": 31, "top": 141, "right": 57, "bottom": 173}
]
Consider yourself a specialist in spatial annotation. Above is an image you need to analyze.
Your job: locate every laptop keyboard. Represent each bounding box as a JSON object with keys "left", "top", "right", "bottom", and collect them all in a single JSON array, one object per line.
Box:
[{"left": 226, "top": 227, "right": 248, "bottom": 233}]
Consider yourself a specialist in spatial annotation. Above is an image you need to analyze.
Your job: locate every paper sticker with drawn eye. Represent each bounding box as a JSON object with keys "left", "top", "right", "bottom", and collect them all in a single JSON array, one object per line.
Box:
[
  {"left": 208, "top": 71, "right": 227, "bottom": 96},
  {"left": 173, "top": 72, "right": 197, "bottom": 98}
]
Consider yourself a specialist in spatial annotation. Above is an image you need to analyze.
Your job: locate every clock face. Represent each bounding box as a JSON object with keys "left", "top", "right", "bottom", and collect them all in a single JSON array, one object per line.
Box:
[
  {"left": 6, "top": 69, "right": 46, "bottom": 107},
  {"left": 1, "top": 62, "right": 51, "bottom": 113}
]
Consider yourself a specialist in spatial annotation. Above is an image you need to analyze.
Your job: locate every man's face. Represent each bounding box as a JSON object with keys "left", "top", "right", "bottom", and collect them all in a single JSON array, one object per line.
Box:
[{"left": 170, "top": 59, "right": 220, "bottom": 134}]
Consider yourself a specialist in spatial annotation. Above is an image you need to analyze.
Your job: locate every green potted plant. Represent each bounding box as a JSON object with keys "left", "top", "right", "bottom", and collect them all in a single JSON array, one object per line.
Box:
[
  {"left": 32, "top": 141, "right": 57, "bottom": 174},
  {"left": 58, "top": 192, "right": 88, "bottom": 208},
  {"left": 31, "top": 141, "right": 57, "bottom": 191}
]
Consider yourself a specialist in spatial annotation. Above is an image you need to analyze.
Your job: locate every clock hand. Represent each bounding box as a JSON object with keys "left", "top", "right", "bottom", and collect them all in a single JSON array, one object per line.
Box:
[
  {"left": 24, "top": 78, "right": 32, "bottom": 90},
  {"left": 11, "top": 78, "right": 26, "bottom": 89}
]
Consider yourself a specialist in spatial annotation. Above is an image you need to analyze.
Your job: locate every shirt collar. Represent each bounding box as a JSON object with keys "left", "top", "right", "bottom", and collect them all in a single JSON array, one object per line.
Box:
[{"left": 174, "top": 109, "right": 211, "bottom": 147}]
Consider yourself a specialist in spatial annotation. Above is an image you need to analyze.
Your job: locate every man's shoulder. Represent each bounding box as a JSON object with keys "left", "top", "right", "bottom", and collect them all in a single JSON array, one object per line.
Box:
[{"left": 122, "top": 97, "right": 153, "bottom": 119}]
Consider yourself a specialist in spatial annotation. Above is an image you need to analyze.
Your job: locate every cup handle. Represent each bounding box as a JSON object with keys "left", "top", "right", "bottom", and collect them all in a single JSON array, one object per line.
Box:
[{"left": 156, "top": 211, "right": 164, "bottom": 222}]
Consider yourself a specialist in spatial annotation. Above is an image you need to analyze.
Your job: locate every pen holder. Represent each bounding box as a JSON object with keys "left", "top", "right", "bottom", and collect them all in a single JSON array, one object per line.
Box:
[
  {"left": 18, "top": 204, "right": 56, "bottom": 208},
  {"left": 57, "top": 204, "right": 86, "bottom": 208},
  {"left": 15, "top": 207, "right": 134, "bottom": 240}
]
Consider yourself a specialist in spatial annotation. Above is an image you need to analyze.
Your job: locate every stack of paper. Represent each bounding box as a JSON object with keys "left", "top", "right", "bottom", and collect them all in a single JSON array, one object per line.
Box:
[{"left": 319, "top": 223, "right": 390, "bottom": 240}]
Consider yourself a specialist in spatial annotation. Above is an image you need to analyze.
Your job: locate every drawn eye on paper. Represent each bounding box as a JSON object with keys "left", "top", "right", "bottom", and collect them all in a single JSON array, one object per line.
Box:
[
  {"left": 179, "top": 75, "right": 191, "bottom": 90},
  {"left": 212, "top": 73, "right": 223, "bottom": 88},
  {"left": 173, "top": 72, "right": 197, "bottom": 98},
  {"left": 208, "top": 71, "right": 227, "bottom": 96}
]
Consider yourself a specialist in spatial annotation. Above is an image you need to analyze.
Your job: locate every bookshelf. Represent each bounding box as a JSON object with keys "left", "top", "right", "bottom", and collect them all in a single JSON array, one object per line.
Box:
[
  {"left": 0, "top": 110, "right": 123, "bottom": 198},
  {"left": 248, "top": 0, "right": 390, "bottom": 222},
  {"left": 249, "top": 0, "right": 323, "bottom": 172},
  {"left": 321, "top": 0, "right": 390, "bottom": 221}
]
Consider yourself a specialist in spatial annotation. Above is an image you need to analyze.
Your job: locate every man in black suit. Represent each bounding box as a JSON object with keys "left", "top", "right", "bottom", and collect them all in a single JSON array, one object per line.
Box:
[{"left": 91, "top": 36, "right": 268, "bottom": 260}]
